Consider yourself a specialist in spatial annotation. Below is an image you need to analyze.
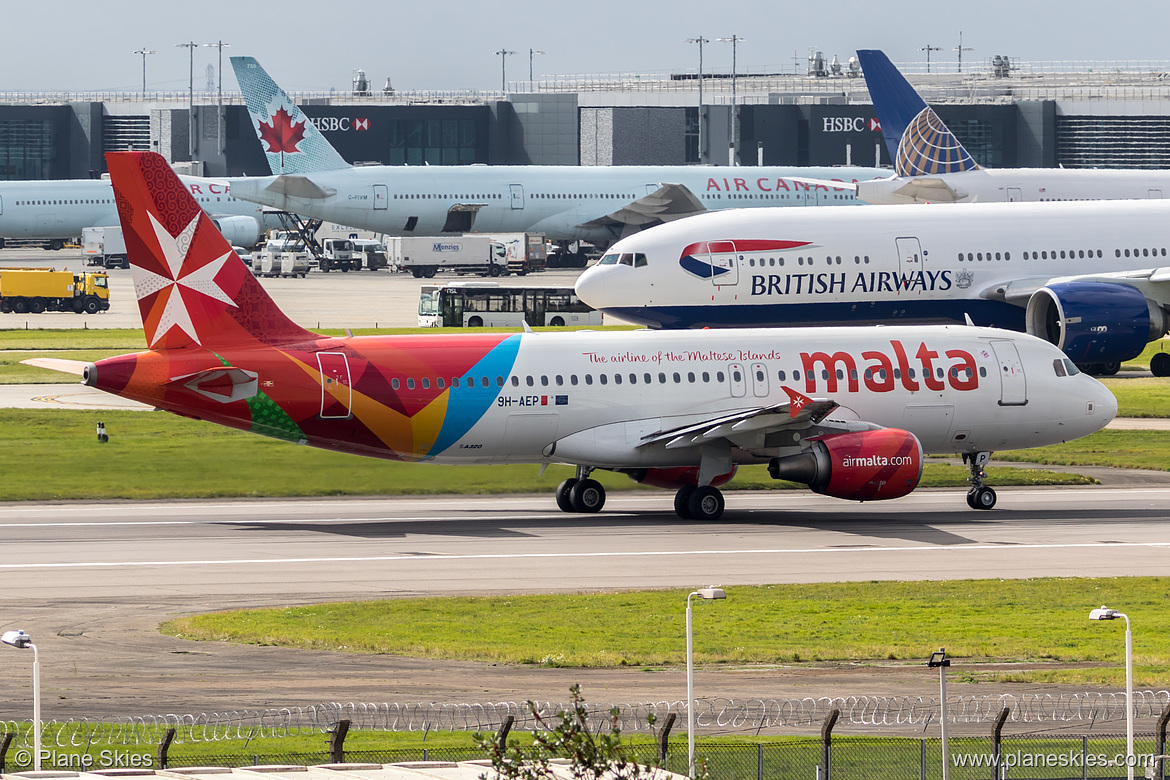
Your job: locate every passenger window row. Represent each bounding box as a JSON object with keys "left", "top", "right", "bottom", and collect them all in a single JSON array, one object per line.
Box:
[
  {"left": 394, "top": 193, "right": 502, "bottom": 200},
  {"left": 743, "top": 255, "right": 873, "bottom": 268}
]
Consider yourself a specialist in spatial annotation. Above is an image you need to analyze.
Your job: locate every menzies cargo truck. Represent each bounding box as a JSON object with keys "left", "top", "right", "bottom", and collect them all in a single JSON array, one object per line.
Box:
[
  {"left": 387, "top": 236, "right": 507, "bottom": 278},
  {"left": 0, "top": 269, "right": 110, "bottom": 314}
]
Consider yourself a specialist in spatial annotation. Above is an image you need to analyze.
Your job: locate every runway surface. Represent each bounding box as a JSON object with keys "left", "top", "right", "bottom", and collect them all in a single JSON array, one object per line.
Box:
[{"left": 0, "top": 487, "right": 1168, "bottom": 718}]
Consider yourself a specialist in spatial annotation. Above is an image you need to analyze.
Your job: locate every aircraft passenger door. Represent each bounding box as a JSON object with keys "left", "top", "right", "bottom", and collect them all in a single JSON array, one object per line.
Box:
[
  {"left": 750, "top": 362, "right": 770, "bottom": 397},
  {"left": 1150, "top": 189, "right": 1164, "bottom": 199},
  {"left": 1006, "top": 188, "right": 1022, "bottom": 202},
  {"left": 705, "top": 240, "right": 739, "bottom": 286},
  {"left": 373, "top": 184, "right": 388, "bottom": 210},
  {"left": 728, "top": 363, "right": 747, "bottom": 398},
  {"left": 894, "top": 237, "right": 923, "bottom": 277},
  {"left": 989, "top": 340, "right": 1028, "bottom": 406},
  {"left": 317, "top": 352, "right": 353, "bottom": 419},
  {"left": 509, "top": 184, "right": 525, "bottom": 209}
]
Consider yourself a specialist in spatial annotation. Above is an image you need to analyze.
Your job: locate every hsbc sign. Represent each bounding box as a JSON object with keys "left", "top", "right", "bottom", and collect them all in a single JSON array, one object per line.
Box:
[
  {"left": 821, "top": 117, "right": 879, "bottom": 133},
  {"left": 309, "top": 117, "right": 371, "bottom": 132}
]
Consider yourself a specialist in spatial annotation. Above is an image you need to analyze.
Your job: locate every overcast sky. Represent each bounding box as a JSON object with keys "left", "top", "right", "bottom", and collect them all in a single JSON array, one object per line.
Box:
[{"left": 8, "top": 1, "right": 1168, "bottom": 93}]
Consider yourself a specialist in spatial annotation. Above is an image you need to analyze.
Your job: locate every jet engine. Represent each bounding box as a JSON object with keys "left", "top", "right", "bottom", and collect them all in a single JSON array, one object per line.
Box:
[
  {"left": 767, "top": 428, "right": 922, "bottom": 501},
  {"left": 1025, "top": 281, "right": 1169, "bottom": 364},
  {"left": 211, "top": 216, "right": 262, "bottom": 248},
  {"left": 625, "top": 466, "right": 737, "bottom": 490}
]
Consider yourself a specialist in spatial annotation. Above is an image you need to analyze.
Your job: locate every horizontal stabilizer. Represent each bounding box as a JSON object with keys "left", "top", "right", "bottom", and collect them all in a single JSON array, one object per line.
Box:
[
  {"left": 20, "top": 358, "right": 89, "bottom": 376},
  {"left": 264, "top": 175, "right": 336, "bottom": 200}
]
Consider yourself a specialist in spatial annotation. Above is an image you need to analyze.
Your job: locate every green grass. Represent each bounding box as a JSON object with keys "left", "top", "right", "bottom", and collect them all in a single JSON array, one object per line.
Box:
[
  {"left": 1000, "top": 429, "right": 1170, "bottom": 471},
  {"left": 160, "top": 577, "right": 1170, "bottom": 685},
  {"left": 0, "top": 409, "right": 1092, "bottom": 501}
]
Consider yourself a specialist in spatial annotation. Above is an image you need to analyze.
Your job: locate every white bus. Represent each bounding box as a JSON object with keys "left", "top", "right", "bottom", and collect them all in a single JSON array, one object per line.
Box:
[{"left": 418, "top": 282, "right": 604, "bottom": 328}]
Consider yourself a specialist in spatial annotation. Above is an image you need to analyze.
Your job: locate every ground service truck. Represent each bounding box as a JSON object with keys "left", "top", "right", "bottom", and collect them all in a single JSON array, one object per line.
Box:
[
  {"left": 388, "top": 236, "right": 508, "bottom": 277},
  {"left": 0, "top": 269, "right": 110, "bottom": 314},
  {"left": 81, "top": 226, "right": 129, "bottom": 268}
]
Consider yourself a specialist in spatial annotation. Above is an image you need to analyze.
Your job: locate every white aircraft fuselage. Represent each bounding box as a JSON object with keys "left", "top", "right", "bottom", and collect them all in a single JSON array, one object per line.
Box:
[
  {"left": 0, "top": 176, "right": 281, "bottom": 244},
  {"left": 858, "top": 167, "right": 1170, "bottom": 205},
  {"left": 228, "top": 165, "right": 884, "bottom": 243},
  {"left": 575, "top": 199, "right": 1170, "bottom": 366}
]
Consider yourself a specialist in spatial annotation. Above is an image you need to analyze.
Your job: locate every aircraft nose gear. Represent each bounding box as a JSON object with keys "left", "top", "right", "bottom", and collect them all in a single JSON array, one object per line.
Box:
[
  {"left": 963, "top": 451, "right": 996, "bottom": 510},
  {"left": 557, "top": 466, "right": 607, "bottom": 513}
]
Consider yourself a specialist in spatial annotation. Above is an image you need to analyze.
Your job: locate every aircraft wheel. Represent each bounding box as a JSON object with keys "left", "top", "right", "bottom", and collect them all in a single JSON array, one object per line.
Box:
[
  {"left": 1153, "top": 353, "right": 1170, "bottom": 377},
  {"left": 969, "top": 486, "right": 997, "bottom": 510},
  {"left": 569, "top": 479, "right": 605, "bottom": 513},
  {"left": 556, "top": 478, "right": 578, "bottom": 513},
  {"left": 1099, "top": 361, "right": 1120, "bottom": 376},
  {"left": 674, "top": 486, "right": 695, "bottom": 519},
  {"left": 688, "top": 486, "right": 725, "bottom": 521}
]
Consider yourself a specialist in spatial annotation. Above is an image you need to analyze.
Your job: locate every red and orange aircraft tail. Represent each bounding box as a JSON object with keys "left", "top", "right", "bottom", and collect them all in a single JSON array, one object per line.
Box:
[{"left": 107, "top": 151, "right": 316, "bottom": 349}]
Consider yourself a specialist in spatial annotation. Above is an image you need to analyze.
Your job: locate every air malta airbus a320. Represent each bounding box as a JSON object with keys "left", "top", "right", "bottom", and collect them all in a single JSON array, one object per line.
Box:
[{"left": 25, "top": 152, "right": 1114, "bottom": 517}]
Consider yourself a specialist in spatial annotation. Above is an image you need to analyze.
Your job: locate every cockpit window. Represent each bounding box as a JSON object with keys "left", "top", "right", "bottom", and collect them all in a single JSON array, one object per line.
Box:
[
  {"left": 619, "top": 253, "right": 634, "bottom": 266},
  {"left": 1053, "top": 359, "right": 1066, "bottom": 377},
  {"left": 599, "top": 253, "right": 620, "bottom": 265},
  {"left": 1063, "top": 358, "right": 1080, "bottom": 376},
  {"left": 1053, "top": 358, "right": 1081, "bottom": 377},
  {"left": 634, "top": 253, "right": 648, "bottom": 267}
]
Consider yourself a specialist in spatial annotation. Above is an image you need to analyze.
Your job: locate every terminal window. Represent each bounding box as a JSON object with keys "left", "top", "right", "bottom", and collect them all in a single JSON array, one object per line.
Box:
[
  {"left": 0, "top": 120, "right": 56, "bottom": 179},
  {"left": 388, "top": 119, "right": 478, "bottom": 165}
]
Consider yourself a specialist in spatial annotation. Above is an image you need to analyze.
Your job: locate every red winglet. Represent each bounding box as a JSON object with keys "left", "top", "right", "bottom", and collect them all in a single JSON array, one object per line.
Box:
[{"left": 782, "top": 386, "right": 813, "bottom": 418}]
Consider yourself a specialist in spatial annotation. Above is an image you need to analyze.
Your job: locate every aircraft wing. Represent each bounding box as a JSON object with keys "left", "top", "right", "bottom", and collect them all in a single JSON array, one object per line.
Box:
[
  {"left": 637, "top": 387, "right": 862, "bottom": 451},
  {"left": 576, "top": 183, "right": 707, "bottom": 236},
  {"left": 980, "top": 268, "right": 1170, "bottom": 306}
]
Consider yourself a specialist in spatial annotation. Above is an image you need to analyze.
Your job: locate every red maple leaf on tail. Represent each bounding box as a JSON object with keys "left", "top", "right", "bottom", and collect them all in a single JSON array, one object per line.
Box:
[{"left": 257, "top": 106, "right": 306, "bottom": 169}]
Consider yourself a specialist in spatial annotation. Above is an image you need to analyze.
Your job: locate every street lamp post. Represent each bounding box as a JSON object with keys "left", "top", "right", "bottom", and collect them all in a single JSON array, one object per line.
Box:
[
  {"left": 529, "top": 49, "right": 545, "bottom": 85},
  {"left": 920, "top": 45, "right": 942, "bottom": 74},
  {"left": 953, "top": 31, "right": 974, "bottom": 74},
  {"left": 928, "top": 649, "right": 951, "bottom": 780},
  {"left": 716, "top": 36, "right": 743, "bottom": 166},
  {"left": 133, "top": 48, "right": 157, "bottom": 95},
  {"left": 176, "top": 42, "right": 198, "bottom": 159},
  {"left": 495, "top": 49, "right": 516, "bottom": 93},
  {"left": 2, "top": 630, "right": 39, "bottom": 771},
  {"left": 1091, "top": 606, "right": 1134, "bottom": 780},
  {"left": 686, "top": 587, "right": 726, "bottom": 778},
  {"left": 685, "top": 37, "right": 709, "bottom": 164},
  {"left": 203, "top": 41, "right": 230, "bottom": 157}
]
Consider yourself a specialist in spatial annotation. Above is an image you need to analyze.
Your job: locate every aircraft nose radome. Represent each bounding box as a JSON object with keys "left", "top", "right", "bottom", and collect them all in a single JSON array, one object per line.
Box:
[
  {"left": 1093, "top": 379, "right": 1119, "bottom": 425},
  {"left": 574, "top": 266, "right": 608, "bottom": 307}
]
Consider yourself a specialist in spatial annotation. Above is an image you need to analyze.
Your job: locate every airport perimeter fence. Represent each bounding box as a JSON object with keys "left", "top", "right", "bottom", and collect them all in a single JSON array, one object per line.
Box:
[{"left": 3, "top": 735, "right": 1165, "bottom": 780}]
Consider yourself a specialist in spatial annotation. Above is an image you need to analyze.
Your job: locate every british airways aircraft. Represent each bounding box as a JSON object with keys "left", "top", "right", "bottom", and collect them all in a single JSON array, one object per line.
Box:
[
  {"left": 0, "top": 176, "right": 283, "bottom": 253},
  {"left": 25, "top": 152, "right": 1114, "bottom": 516},
  {"left": 574, "top": 199, "right": 1170, "bottom": 375},
  {"left": 226, "top": 56, "right": 884, "bottom": 252},
  {"left": 851, "top": 49, "right": 1170, "bottom": 205}
]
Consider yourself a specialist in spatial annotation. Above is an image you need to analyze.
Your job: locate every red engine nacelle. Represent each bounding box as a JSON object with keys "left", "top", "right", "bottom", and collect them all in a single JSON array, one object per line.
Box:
[
  {"left": 627, "top": 466, "right": 737, "bottom": 490},
  {"left": 767, "top": 428, "right": 923, "bottom": 501}
]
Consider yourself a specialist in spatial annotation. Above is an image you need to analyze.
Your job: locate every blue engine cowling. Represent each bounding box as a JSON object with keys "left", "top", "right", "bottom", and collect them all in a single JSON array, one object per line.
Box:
[{"left": 1025, "top": 281, "right": 1168, "bottom": 363}]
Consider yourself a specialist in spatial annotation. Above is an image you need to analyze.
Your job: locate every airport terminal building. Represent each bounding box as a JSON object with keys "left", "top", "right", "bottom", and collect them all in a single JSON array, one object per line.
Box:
[{"left": 3, "top": 57, "right": 1170, "bottom": 179}]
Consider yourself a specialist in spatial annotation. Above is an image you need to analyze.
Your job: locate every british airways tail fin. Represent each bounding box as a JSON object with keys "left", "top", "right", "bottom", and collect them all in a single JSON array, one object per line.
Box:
[
  {"left": 856, "top": 49, "right": 978, "bottom": 177},
  {"left": 107, "top": 151, "right": 317, "bottom": 350},
  {"left": 230, "top": 56, "right": 350, "bottom": 175}
]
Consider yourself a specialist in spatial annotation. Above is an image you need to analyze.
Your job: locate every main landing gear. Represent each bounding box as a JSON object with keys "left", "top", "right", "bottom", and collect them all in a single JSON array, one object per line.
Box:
[
  {"left": 556, "top": 466, "right": 607, "bottom": 513},
  {"left": 964, "top": 451, "right": 996, "bottom": 510},
  {"left": 673, "top": 485, "right": 725, "bottom": 521}
]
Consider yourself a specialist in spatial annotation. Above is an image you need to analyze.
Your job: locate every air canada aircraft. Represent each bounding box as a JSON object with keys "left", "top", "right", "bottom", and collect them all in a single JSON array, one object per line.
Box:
[
  {"left": 226, "top": 56, "right": 883, "bottom": 251},
  {"left": 850, "top": 49, "right": 1170, "bottom": 205},
  {"left": 0, "top": 175, "right": 283, "bottom": 252},
  {"left": 25, "top": 152, "right": 1115, "bottom": 518},
  {"left": 574, "top": 199, "right": 1170, "bottom": 375}
]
